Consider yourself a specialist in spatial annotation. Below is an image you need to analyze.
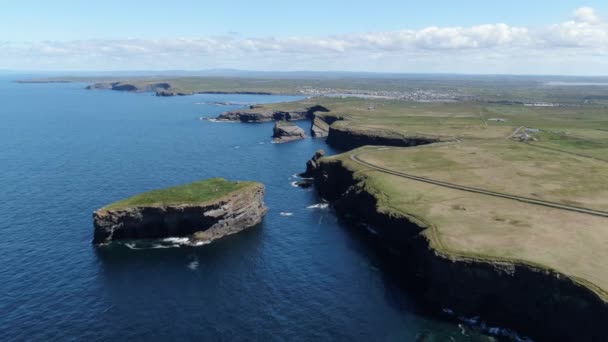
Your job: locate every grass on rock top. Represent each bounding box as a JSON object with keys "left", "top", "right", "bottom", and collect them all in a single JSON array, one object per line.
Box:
[{"left": 101, "top": 178, "right": 257, "bottom": 211}]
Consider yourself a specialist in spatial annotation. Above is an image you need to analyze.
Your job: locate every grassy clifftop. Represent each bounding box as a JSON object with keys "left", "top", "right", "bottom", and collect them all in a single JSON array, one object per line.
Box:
[
  {"left": 320, "top": 140, "right": 608, "bottom": 300},
  {"left": 101, "top": 178, "right": 258, "bottom": 211},
  {"left": 270, "top": 95, "right": 608, "bottom": 300}
]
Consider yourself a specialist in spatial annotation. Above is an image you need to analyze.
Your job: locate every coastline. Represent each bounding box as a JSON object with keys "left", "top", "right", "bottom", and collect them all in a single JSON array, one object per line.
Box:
[
  {"left": 310, "top": 155, "right": 608, "bottom": 341},
  {"left": 16, "top": 78, "right": 607, "bottom": 340}
]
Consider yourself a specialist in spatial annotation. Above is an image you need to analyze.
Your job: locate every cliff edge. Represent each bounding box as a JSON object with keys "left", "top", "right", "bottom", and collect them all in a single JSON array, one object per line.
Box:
[{"left": 93, "top": 178, "right": 267, "bottom": 244}]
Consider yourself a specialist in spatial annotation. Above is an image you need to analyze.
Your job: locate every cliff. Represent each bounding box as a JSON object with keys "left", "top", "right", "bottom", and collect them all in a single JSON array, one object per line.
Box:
[
  {"left": 310, "top": 113, "right": 343, "bottom": 138},
  {"left": 310, "top": 156, "right": 608, "bottom": 342},
  {"left": 272, "top": 121, "right": 306, "bottom": 143},
  {"left": 93, "top": 179, "right": 267, "bottom": 244},
  {"left": 326, "top": 124, "right": 441, "bottom": 150},
  {"left": 300, "top": 149, "right": 325, "bottom": 178},
  {"left": 217, "top": 105, "right": 329, "bottom": 123}
]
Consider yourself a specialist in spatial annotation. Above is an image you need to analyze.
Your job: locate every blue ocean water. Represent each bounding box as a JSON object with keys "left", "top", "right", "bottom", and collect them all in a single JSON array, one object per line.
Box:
[{"left": 0, "top": 77, "right": 497, "bottom": 341}]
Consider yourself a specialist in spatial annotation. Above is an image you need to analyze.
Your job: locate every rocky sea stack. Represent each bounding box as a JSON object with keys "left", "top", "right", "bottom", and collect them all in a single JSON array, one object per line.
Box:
[
  {"left": 93, "top": 178, "right": 267, "bottom": 244},
  {"left": 272, "top": 121, "right": 306, "bottom": 143}
]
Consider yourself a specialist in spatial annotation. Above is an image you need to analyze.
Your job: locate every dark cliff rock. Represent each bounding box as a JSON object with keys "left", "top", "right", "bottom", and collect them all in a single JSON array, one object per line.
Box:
[
  {"left": 326, "top": 125, "right": 441, "bottom": 150},
  {"left": 93, "top": 184, "right": 267, "bottom": 244},
  {"left": 300, "top": 149, "right": 325, "bottom": 178},
  {"left": 311, "top": 158, "right": 608, "bottom": 342},
  {"left": 217, "top": 105, "right": 330, "bottom": 123},
  {"left": 272, "top": 121, "right": 306, "bottom": 143}
]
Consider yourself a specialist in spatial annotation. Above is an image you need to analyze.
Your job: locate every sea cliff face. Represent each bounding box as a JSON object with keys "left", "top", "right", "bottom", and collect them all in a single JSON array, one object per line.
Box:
[
  {"left": 93, "top": 184, "right": 267, "bottom": 244},
  {"left": 310, "top": 157, "right": 608, "bottom": 342},
  {"left": 326, "top": 125, "right": 441, "bottom": 150},
  {"left": 310, "top": 113, "right": 343, "bottom": 138}
]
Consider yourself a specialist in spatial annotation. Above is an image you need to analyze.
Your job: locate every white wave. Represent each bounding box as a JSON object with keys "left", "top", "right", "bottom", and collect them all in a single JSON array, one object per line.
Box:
[
  {"left": 206, "top": 118, "right": 238, "bottom": 123},
  {"left": 152, "top": 244, "right": 180, "bottom": 249},
  {"left": 290, "top": 181, "right": 299, "bottom": 188},
  {"left": 259, "top": 142, "right": 265, "bottom": 145},
  {"left": 125, "top": 243, "right": 138, "bottom": 249},
  {"left": 280, "top": 212, "right": 293, "bottom": 216},
  {"left": 192, "top": 240, "right": 212, "bottom": 246},
  {"left": 454, "top": 312, "right": 535, "bottom": 342},
  {"left": 363, "top": 224, "right": 378, "bottom": 235},
  {"left": 233, "top": 146, "right": 240, "bottom": 149},
  {"left": 188, "top": 260, "right": 199, "bottom": 270},
  {"left": 162, "top": 237, "right": 190, "bottom": 244},
  {"left": 307, "top": 203, "right": 329, "bottom": 209}
]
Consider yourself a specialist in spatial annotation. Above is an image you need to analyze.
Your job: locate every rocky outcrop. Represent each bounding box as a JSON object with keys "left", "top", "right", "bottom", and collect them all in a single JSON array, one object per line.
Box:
[
  {"left": 300, "top": 149, "right": 325, "bottom": 178},
  {"left": 217, "top": 105, "right": 330, "bottom": 123},
  {"left": 311, "top": 117, "right": 331, "bottom": 137},
  {"left": 272, "top": 121, "right": 306, "bottom": 143},
  {"left": 326, "top": 125, "right": 441, "bottom": 150},
  {"left": 93, "top": 184, "right": 267, "bottom": 244},
  {"left": 311, "top": 158, "right": 608, "bottom": 342}
]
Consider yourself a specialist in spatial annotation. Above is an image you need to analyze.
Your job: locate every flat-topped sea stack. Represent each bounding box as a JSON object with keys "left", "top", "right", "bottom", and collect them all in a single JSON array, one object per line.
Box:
[
  {"left": 272, "top": 121, "right": 306, "bottom": 143},
  {"left": 93, "top": 178, "right": 267, "bottom": 244}
]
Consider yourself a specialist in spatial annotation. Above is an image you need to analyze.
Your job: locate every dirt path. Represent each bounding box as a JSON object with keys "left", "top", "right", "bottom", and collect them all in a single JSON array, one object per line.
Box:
[{"left": 350, "top": 148, "right": 608, "bottom": 218}]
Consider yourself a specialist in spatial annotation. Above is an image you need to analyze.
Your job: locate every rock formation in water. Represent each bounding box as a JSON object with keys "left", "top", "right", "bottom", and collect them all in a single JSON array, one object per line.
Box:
[
  {"left": 217, "top": 105, "right": 330, "bottom": 123},
  {"left": 272, "top": 121, "right": 307, "bottom": 143},
  {"left": 93, "top": 182, "right": 267, "bottom": 244}
]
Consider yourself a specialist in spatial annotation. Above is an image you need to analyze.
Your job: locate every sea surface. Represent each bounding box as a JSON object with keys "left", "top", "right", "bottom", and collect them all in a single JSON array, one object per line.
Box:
[{"left": 0, "top": 77, "right": 505, "bottom": 341}]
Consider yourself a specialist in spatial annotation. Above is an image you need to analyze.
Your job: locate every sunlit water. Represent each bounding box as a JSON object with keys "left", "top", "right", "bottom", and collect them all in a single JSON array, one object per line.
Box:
[{"left": 0, "top": 77, "right": 502, "bottom": 341}]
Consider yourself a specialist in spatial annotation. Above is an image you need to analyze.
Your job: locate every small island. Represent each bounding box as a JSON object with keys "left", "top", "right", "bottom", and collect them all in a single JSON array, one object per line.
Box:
[{"left": 93, "top": 178, "right": 267, "bottom": 244}]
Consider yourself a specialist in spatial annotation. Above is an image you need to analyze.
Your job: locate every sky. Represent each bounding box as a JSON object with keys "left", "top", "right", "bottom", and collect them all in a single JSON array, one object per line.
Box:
[{"left": 1, "top": 0, "right": 608, "bottom": 75}]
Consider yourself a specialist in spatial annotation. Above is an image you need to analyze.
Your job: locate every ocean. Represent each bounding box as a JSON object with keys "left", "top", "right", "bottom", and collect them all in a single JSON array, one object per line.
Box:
[{"left": 0, "top": 77, "right": 501, "bottom": 341}]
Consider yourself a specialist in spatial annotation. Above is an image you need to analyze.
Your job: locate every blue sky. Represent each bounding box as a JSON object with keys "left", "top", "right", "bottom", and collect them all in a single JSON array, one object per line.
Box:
[
  {"left": 1, "top": 1, "right": 608, "bottom": 74},
  {"left": 3, "top": 0, "right": 607, "bottom": 40}
]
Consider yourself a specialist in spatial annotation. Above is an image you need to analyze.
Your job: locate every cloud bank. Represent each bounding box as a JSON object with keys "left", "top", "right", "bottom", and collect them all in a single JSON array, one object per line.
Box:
[{"left": 2, "top": 7, "right": 607, "bottom": 74}]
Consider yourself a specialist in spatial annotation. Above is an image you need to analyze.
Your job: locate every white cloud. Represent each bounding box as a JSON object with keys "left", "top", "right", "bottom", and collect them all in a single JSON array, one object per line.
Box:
[
  {"left": 573, "top": 7, "right": 601, "bottom": 24},
  {"left": 1, "top": 7, "right": 607, "bottom": 74}
]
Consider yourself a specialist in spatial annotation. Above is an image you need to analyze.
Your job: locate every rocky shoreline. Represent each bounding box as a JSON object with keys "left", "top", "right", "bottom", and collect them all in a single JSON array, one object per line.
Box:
[
  {"left": 305, "top": 153, "right": 608, "bottom": 342},
  {"left": 93, "top": 183, "right": 267, "bottom": 245}
]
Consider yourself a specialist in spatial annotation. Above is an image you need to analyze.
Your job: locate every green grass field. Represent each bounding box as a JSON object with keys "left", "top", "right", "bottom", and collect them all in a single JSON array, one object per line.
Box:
[
  {"left": 260, "top": 95, "right": 608, "bottom": 300},
  {"left": 101, "top": 178, "right": 256, "bottom": 210}
]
